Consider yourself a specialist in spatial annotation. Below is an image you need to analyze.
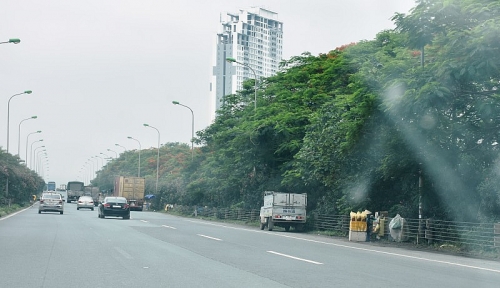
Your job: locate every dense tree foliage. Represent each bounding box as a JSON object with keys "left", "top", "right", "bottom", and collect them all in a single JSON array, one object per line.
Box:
[
  {"left": 0, "top": 149, "right": 45, "bottom": 204},
  {"left": 4, "top": 0, "right": 500, "bottom": 222}
]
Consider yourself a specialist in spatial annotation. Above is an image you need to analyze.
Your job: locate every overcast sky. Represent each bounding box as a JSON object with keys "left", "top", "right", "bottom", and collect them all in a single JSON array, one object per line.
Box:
[{"left": 1, "top": 0, "right": 415, "bottom": 186}]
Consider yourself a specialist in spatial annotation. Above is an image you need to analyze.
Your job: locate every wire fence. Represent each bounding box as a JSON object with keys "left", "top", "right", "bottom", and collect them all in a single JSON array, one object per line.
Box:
[
  {"left": 167, "top": 205, "right": 500, "bottom": 254},
  {"left": 173, "top": 205, "right": 261, "bottom": 223}
]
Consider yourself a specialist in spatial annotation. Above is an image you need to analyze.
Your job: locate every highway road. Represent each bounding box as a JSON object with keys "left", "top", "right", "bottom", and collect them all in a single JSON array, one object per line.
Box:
[{"left": 1, "top": 204, "right": 500, "bottom": 288}]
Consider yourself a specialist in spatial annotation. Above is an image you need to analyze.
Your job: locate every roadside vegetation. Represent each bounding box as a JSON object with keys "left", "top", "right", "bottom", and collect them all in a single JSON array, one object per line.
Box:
[
  {"left": 2, "top": 0, "right": 500, "bottom": 225},
  {"left": 0, "top": 150, "right": 44, "bottom": 215},
  {"left": 0, "top": 203, "right": 29, "bottom": 218}
]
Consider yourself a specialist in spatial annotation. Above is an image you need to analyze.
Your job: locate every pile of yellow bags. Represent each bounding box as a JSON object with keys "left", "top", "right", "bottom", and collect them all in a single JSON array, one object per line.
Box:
[{"left": 350, "top": 211, "right": 368, "bottom": 231}]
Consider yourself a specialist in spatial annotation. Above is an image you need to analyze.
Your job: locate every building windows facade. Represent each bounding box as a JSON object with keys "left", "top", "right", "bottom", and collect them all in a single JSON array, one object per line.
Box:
[{"left": 210, "top": 7, "right": 283, "bottom": 119}]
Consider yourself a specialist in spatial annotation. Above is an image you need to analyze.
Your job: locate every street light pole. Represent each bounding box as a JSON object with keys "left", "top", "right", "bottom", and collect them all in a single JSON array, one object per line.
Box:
[
  {"left": 18, "top": 115, "right": 37, "bottom": 156},
  {"left": 226, "top": 57, "right": 258, "bottom": 112},
  {"left": 172, "top": 101, "right": 195, "bottom": 160},
  {"left": 88, "top": 158, "right": 97, "bottom": 181},
  {"left": 79, "top": 166, "right": 84, "bottom": 184},
  {"left": 107, "top": 149, "right": 118, "bottom": 158},
  {"left": 96, "top": 155, "right": 105, "bottom": 168},
  {"left": 30, "top": 140, "right": 44, "bottom": 169},
  {"left": 226, "top": 57, "right": 259, "bottom": 177},
  {"left": 127, "top": 136, "right": 141, "bottom": 177},
  {"left": 115, "top": 143, "right": 127, "bottom": 151},
  {"left": 25, "top": 131, "right": 41, "bottom": 166},
  {"left": 143, "top": 124, "right": 160, "bottom": 195},
  {"left": 34, "top": 148, "right": 46, "bottom": 173},
  {"left": 83, "top": 160, "right": 91, "bottom": 183},
  {"left": 85, "top": 162, "right": 92, "bottom": 185},
  {"left": 42, "top": 158, "right": 49, "bottom": 179},
  {"left": 6, "top": 90, "right": 33, "bottom": 153},
  {"left": 99, "top": 152, "right": 111, "bottom": 162},
  {"left": 38, "top": 152, "right": 47, "bottom": 175},
  {"left": 0, "top": 38, "right": 20, "bottom": 45}
]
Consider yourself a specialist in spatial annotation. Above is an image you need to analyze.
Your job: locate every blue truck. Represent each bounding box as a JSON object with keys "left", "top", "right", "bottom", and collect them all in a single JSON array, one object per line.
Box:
[{"left": 47, "top": 181, "right": 56, "bottom": 191}]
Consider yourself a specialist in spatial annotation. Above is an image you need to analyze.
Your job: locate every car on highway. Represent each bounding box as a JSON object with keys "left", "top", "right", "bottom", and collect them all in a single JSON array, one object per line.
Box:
[
  {"left": 38, "top": 192, "right": 64, "bottom": 214},
  {"left": 98, "top": 196, "right": 130, "bottom": 219},
  {"left": 76, "top": 196, "right": 94, "bottom": 210}
]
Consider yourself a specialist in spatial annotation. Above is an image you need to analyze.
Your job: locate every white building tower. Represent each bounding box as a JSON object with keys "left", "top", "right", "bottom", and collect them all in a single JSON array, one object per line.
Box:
[{"left": 210, "top": 7, "right": 283, "bottom": 119}]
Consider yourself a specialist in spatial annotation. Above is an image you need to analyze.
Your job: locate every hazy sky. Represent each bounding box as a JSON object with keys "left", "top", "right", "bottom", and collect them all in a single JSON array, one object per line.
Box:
[{"left": 1, "top": 0, "right": 415, "bottom": 186}]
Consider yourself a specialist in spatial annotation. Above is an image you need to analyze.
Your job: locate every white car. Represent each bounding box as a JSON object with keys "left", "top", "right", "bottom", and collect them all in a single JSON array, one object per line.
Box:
[
  {"left": 76, "top": 196, "right": 94, "bottom": 210},
  {"left": 39, "top": 192, "right": 64, "bottom": 214}
]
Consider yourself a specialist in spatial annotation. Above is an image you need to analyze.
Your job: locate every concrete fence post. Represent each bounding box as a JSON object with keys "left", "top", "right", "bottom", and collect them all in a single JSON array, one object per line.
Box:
[{"left": 494, "top": 222, "right": 500, "bottom": 247}]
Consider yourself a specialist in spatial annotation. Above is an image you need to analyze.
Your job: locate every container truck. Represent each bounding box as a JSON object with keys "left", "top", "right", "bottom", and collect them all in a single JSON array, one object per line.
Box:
[
  {"left": 113, "top": 176, "right": 145, "bottom": 211},
  {"left": 67, "top": 181, "right": 85, "bottom": 203},
  {"left": 259, "top": 191, "right": 307, "bottom": 232}
]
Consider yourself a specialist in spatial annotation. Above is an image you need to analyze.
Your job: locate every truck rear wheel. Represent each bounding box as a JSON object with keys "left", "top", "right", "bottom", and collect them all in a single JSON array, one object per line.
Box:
[
  {"left": 260, "top": 221, "right": 265, "bottom": 230},
  {"left": 268, "top": 218, "right": 274, "bottom": 231}
]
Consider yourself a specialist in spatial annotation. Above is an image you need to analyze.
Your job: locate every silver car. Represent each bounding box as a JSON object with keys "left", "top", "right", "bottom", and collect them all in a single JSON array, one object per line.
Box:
[
  {"left": 39, "top": 192, "right": 64, "bottom": 214},
  {"left": 77, "top": 196, "right": 94, "bottom": 210}
]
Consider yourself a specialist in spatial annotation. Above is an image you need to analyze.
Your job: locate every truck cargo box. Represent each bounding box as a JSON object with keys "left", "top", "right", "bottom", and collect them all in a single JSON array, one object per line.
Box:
[
  {"left": 114, "top": 176, "right": 145, "bottom": 211},
  {"left": 260, "top": 191, "right": 307, "bottom": 232}
]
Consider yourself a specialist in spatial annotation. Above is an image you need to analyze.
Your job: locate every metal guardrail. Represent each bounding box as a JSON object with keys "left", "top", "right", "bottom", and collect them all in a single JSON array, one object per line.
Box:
[{"left": 168, "top": 206, "right": 500, "bottom": 252}]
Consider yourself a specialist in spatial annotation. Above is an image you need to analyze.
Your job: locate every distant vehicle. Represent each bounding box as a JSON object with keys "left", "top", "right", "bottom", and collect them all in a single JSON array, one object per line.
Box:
[
  {"left": 114, "top": 176, "right": 145, "bottom": 211},
  {"left": 47, "top": 181, "right": 56, "bottom": 191},
  {"left": 98, "top": 197, "right": 130, "bottom": 219},
  {"left": 56, "top": 190, "right": 68, "bottom": 202},
  {"left": 77, "top": 196, "right": 94, "bottom": 210},
  {"left": 66, "top": 181, "right": 84, "bottom": 203},
  {"left": 84, "top": 186, "right": 100, "bottom": 206},
  {"left": 38, "top": 192, "right": 64, "bottom": 214},
  {"left": 259, "top": 191, "right": 307, "bottom": 232}
]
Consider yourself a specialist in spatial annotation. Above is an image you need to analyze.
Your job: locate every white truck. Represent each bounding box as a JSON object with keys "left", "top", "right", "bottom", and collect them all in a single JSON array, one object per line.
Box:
[
  {"left": 259, "top": 191, "right": 307, "bottom": 232},
  {"left": 56, "top": 189, "right": 68, "bottom": 203}
]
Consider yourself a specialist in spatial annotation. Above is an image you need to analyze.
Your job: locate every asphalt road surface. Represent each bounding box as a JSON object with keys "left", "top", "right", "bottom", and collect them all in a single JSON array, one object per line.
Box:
[{"left": 1, "top": 204, "right": 500, "bottom": 288}]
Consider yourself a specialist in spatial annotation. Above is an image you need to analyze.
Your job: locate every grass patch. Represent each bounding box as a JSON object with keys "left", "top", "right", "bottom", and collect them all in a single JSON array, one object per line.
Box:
[
  {"left": 0, "top": 204, "right": 25, "bottom": 218},
  {"left": 311, "top": 230, "right": 348, "bottom": 237}
]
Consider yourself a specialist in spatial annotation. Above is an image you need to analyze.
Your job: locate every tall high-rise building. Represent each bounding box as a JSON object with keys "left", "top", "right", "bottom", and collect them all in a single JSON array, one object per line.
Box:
[{"left": 210, "top": 7, "right": 283, "bottom": 119}]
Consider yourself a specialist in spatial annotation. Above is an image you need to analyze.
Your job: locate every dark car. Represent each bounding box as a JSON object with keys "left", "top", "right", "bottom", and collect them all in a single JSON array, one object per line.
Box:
[{"left": 98, "top": 197, "right": 130, "bottom": 219}]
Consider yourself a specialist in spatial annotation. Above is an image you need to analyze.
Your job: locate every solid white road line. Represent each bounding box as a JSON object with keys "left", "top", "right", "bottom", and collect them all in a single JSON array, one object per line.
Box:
[
  {"left": 197, "top": 234, "right": 222, "bottom": 241},
  {"left": 267, "top": 251, "right": 323, "bottom": 265}
]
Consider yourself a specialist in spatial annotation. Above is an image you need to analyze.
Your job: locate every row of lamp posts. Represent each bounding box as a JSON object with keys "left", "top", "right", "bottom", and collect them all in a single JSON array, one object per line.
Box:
[
  {"left": 114, "top": 57, "right": 254, "bottom": 196},
  {"left": 3, "top": 38, "right": 43, "bottom": 197},
  {"left": 2, "top": 46, "right": 255, "bottom": 195},
  {"left": 62, "top": 56, "right": 254, "bottom": 197},
  {"left": 106, "top": 101, "right": 195, "bottom": 196}
]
